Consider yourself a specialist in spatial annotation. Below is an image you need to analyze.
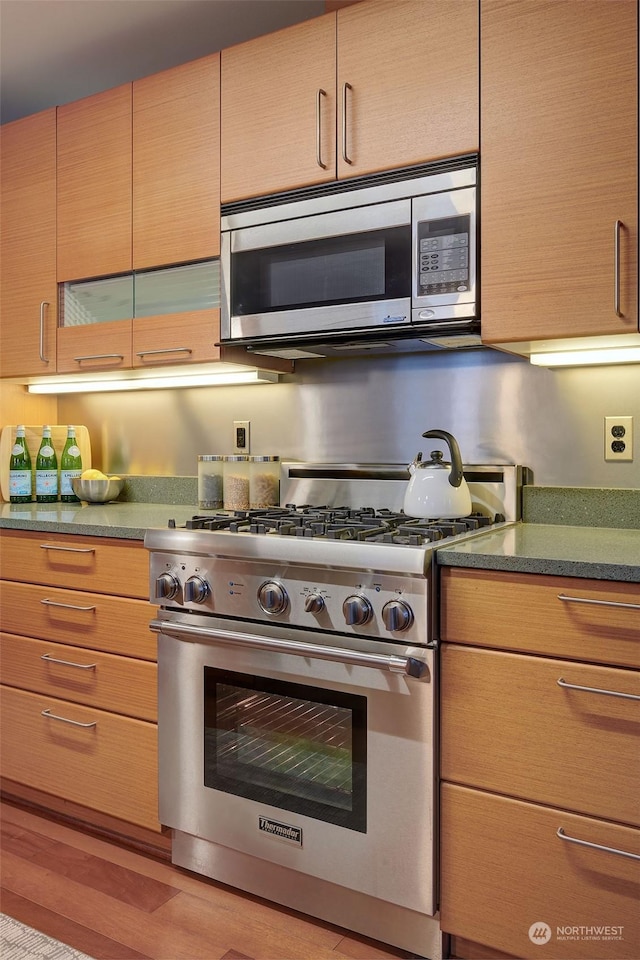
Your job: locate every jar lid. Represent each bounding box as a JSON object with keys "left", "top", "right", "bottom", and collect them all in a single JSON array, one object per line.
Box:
[
  {"left": 249, "top": 455, "right": 280, "bottom": 462},
  {"left": 198, "top": 455, "right": 224, "bottom": 461},
  {"left": 224, "top": 455, "right": 249, "bottom": 461}
]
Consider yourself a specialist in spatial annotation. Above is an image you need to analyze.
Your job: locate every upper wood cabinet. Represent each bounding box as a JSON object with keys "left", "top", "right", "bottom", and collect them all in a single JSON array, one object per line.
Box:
[
  {"left": 57, "top": 84, "right": 132, "bottom": 282},
  {"left": 0, "top": 109, "right": 57, "bottom": 378},
  {"left": 480, "top": 0, "right": 638, "bottom": 350},
  {"left": 133, "top": 54, "right": 220, "bottom": 270},
  {"left": 221, "top": 0, "right": 479, "bottom": 203}
]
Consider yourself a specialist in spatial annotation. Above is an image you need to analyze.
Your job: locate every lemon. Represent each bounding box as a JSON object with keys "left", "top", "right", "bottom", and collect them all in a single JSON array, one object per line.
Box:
[
  {"left": 81, "top": 468, "right": 107, "bottom": 480},
  {"left": 110, "top": 476, "right": 121, "bottom": 481}
]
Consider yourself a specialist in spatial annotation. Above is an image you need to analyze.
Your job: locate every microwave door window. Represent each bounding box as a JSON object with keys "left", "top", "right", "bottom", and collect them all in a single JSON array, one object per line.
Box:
[{"left": 231, "top": 227, "right": 411, "bottom": 317}]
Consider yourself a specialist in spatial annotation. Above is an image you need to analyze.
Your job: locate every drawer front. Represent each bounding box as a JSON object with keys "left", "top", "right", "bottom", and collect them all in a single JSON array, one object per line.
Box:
[
  {"left": 441, "top": 645, "right": 640, "bottom": 826},
  {"left": 0, "top": 529, "right": 148, "bottom": 599},
  {"left": 440, "top": 568, "right": 640, "bottom": 667},
  {"left": 0, "top": 633, "right": 157, "bottom": 722},
  {"left": 0, "top": 580, "right": 156, "bottom": 660},
  {"left": 0, "top": 685, "right": 161, "bottom": 832},
  {"left": 441, "top": 783, "right": 640, "bottom": 960}
]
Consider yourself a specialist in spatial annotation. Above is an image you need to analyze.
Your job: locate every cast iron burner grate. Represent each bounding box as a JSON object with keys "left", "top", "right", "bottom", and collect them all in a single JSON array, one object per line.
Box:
[{"left": 170, "top": 506, "right": 505, "bottom": 544}]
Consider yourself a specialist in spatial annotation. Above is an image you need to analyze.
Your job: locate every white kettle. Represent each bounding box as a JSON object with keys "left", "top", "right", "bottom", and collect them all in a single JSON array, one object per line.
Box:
[{"left": 403, "top": 430, "right": 472, "bottom": 519}]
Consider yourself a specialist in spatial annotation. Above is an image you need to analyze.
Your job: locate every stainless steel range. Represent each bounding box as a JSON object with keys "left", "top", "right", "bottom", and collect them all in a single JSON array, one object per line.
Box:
[{"left": 145, "top": 462, "right": 524, "bottom": 960}]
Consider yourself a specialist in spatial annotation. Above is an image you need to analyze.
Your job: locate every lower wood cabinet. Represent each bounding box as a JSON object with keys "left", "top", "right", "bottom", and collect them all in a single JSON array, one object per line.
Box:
[
  {"left": 0, "top": 530, "right": 164, "bottom": 845},
  {"left": 441, "top": 783, "right": 640, "bottom": 960},
  {"left": 1, "top": 686, "right": 159, "bottom": 832},
  {"left": 439, "top": 567, "right": 640, "bottom": 960}
]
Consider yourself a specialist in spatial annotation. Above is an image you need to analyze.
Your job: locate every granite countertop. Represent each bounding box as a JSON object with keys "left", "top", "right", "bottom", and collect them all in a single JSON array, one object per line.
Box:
[
  {"left": 0, "top": 500, "right": 196, "bottom": 541},
  {"left": 436, "top": 523, "right": 640, "bottom": 583}
]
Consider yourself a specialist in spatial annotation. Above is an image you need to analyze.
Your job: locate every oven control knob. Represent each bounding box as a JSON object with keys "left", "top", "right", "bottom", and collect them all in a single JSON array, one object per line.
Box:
[
  {"left": 382, "top": 599, "right": 414, "bottom": 632},
  {"left": 304, "top": 593, "right": 325, "bottom": 614},
  {"left": 155, "top": 572, "right": 179, "bottom": 600},
  {"left": 184, "top": 575, "right": 210, "bottom": 604},
  {"left": 258, "top": 580, "right": 289, "bottom": 615},
  {"left": 343, "top": 595, "right": 373, "bottom": 626}
]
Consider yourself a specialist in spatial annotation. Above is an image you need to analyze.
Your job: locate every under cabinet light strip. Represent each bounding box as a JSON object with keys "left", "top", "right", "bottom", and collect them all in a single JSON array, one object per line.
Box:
[
  {"left": 530, "top": 347, "right": 640, "bottom": 367},
  {"left": 27, "top": 370, "right": 279, "bottom": 394}
]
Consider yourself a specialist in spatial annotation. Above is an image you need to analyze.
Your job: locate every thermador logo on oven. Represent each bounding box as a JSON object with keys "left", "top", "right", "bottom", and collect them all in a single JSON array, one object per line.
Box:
[{"left": 258, "top": 816, "right": 303, "bottom": 847}]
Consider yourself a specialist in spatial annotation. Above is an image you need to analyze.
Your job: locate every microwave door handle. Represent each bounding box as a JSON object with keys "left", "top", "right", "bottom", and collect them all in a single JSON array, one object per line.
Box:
[{"left": 151, "top": 618, "right": 430, "bottom": 679}]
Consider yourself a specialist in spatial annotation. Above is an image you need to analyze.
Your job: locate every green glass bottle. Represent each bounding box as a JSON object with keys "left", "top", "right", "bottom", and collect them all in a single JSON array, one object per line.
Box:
[
  {"left": 60, "top": 425, "right": 83, "bottom": 502},
  {"left": 9, "top": 425, "right": 33, "bottom": 503},
  {"left": 35, "top": 425, "right": 58, "bottom": 503}
]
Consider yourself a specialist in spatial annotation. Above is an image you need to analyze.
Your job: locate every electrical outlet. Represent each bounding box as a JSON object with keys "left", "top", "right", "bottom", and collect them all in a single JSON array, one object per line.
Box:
[
  {"left": 233, "top": 420, "right": 250, "bottom": 453},
  {"left": 604, "top": 416, "right": 633, "bottom": 461}
]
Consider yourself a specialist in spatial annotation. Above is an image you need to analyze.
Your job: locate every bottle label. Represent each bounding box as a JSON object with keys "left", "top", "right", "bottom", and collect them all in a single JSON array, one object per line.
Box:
[
  {"left": 11, "top": 442, "right": 25, "bottom": 456},
  {"left": 66, "top": 444, "right": 81, "bottom": 459},
  {"left": 36, "top": 470, "right": 58, "bottom": 496},
  {"left": 60, "top": 469, "right": 82, "bottom": 496},
  {"left": 9, "top": 471, "right": 32, "bottom": 497},
  {"left": 39, "top": 444, "right": 55, "bottom": 458}
]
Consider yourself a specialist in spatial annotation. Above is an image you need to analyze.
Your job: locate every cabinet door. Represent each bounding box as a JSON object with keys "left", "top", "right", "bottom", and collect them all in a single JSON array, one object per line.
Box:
[
  {"left": 481, "top": 0, "right": 638, "bottom": 344},
  {"left": 56, "top": 320, "right": 132, "bottom": 373},
  {"left": 133, "top": 54, "right": 220, "bottom": 270},
  {"left": 441, "top": 783, "right": 640, "bottom": 960},
  {"left": 441, "top": 645, "right": 640, "bottom": 827},
  {"left": 0, "top": 109, "right": 57, "bottom": 377},
  {"left": 337, "top": 0, "right": 478, "bottom": 179},
  {"left": 221, "top": 14, "right": 337, "bottom": 202},
  {"left": 0, "top": 685, "right": 161, "bottom": 832},
  {"left": 57, "top": 84, "right": 132, "bottom": 282}
]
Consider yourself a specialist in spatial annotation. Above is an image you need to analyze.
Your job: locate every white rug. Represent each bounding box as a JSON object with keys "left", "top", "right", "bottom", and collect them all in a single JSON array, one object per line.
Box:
[{"left": 0, "top": 913, "right": 95, "bottom": 960}]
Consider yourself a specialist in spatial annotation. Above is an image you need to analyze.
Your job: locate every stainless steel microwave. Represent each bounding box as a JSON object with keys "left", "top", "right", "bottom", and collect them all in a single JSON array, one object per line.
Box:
[{"left": 220, "top": 157, "right": 479, "bottom": 359}]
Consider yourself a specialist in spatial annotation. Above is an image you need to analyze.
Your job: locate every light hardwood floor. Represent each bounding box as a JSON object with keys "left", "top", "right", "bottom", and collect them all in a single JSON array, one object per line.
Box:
[{"left": 0, "top": 800, "right": 411, "bottom": 960}]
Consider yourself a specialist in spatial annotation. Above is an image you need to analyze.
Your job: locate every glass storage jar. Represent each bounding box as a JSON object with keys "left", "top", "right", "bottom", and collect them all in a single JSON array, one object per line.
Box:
[
  {"left": 249, "top": 456, "right": 280, "bottom": 508},
  {"left": 223, "top": 455, "right": 250, "bottom": 511},
  {"left": 197, "top": 455, "right": 224, "bottom": 510}
]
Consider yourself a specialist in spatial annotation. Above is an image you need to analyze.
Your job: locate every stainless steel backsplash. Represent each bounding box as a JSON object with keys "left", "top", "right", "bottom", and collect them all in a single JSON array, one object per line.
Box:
[{"left": 58, "top": 350, "right": 640, "bottom": 488}]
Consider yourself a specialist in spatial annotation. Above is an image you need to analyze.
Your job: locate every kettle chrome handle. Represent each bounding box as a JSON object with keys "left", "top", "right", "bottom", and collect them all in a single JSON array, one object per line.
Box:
[
  {"left": 422, "top": 430, "right": 464, "bottom": 488},
  {"left": 407, "top": 451, "right": 423, "bottom": 474}
]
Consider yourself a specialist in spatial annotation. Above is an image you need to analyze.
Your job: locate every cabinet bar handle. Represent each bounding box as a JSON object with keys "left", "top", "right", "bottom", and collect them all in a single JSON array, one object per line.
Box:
[
  {"left": 557, "top": 594, "right": 640, "bottom": 611},
  {"left": 40, "top": 599, "right": 96, "bottom": 612},
  {"left": 557, "top": 677, "right": 640, "bottom": 702},
  {"left": 614, "top": 219, "right": 623, "bottom": 318},
  {"left": 135, "top": 347, "right": 192, "bottom": 358},
  {"left": 557, "top": 827, "right": 640, "bottom": 862},
  {"left": 41, "top": 653, "right": 97, "bottom": 670},
  {"left": 341, "top": 82, "right": 353, "bottom": 164},
  {"left": 73, "top": 353, "right": 124, "bottom": 363},
  {"left": 316, "top": 88, "right": 327, "bottom": 169},
  {"left": 39, "top": 301, "right": 50, "bottom": 363},
  {"left": 40, "top": 544, "right": 95, "bottom": 554},
  {"left": 41, "top": 709, "right": 96, "bottom": 729}
]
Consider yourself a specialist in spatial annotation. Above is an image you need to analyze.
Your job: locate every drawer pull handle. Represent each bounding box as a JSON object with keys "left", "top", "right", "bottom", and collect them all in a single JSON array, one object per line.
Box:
[
  {"left": 73, "top": 353, "right": 125, "bottom": 363},
  {"left": 557, "top": 594, "right": 640, "bottom": 611},
  {"left": 41, "top": 599, "right": 96, "bottom": 612},
  {"left": 557, "top": 827, "right": 640, "bottom": 862},
  {"left": 557, "top": 677, "right": 640, "bottom": 702},
  {"left": 41, "top": 709, "right": 97, "bottom": 729},
  {"left": 41, "top": 653, "right": 97, "bottom": 670},
  {"left": 135, "top": 347, "right": 192, "bottom": 358},
  {"left": 40, "top": 544, "right": 95, "bottom": 554}
]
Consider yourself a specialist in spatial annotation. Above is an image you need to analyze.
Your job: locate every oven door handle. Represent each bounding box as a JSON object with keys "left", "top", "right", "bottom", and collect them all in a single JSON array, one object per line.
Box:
[{"left": 150, "top": 618, "right": 430, "bottom": 679}]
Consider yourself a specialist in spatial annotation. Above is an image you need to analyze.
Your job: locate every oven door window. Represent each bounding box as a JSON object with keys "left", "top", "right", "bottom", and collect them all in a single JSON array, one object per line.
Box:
[
  {"left": 204, "top": 668, "right": 367, "bottom": 832},
  {"left": 231, "top": 226, "right": 410, "bottom": 317}
]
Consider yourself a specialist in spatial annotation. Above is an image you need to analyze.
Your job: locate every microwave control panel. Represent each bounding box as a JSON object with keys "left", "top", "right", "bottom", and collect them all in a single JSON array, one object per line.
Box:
[{"left": 416, "top": 214, "right": 470, "bottom": 295}]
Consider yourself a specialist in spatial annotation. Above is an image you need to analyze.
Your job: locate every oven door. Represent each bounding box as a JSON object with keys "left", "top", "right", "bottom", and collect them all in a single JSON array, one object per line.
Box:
[{"left": 154, "top": 611, "right": 436, "bottom": 916}]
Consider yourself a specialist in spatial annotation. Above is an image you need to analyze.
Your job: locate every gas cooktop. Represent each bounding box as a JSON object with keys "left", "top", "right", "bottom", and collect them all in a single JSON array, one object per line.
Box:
[{"left": 174, "top": 504, "right": 505, "bottom": 545}]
